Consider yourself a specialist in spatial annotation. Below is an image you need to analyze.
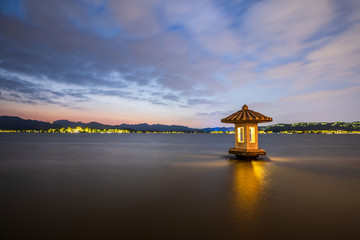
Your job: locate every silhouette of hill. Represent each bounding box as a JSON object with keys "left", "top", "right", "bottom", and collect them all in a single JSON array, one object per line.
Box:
[
  {"left": 0, "top": 116, "right": 201, "bottom": 132},
  {"left": 1, "top": 116, "right": 360, "bottom": 132},
  {"left": 53, "top": 120, "right": 200, "bottom": 132},
  {"left": 202, "top": 127, "right": 234, "bottom": 132},
  {"left": 259, "top": 122, "right": 360, "bottom": 132},
  {"left": 53, "top": 120, "right": 111, "bottom": 129},
  {"left": 0, "top": 116, "right": 62, "bottom": 130}
]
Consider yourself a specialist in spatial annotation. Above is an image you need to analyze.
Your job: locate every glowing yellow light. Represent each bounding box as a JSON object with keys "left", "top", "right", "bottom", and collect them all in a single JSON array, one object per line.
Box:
[
  {"left": 232, "top": 161, "right": 268, "bottom": 224},
  {"left": 237, "top": 127, "right": 244, "bottom": 143},
  {"left": 249, "top": 127, "right": 255, "bottom": 143}
]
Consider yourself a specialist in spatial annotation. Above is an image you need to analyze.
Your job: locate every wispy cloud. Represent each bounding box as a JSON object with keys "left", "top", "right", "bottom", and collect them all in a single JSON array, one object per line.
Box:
[
  {"left": 283, "top": 86, "right": 360, "bottom": 102},
  {"left": 0, "top": 0, "right": 359, "bottom": 126}
]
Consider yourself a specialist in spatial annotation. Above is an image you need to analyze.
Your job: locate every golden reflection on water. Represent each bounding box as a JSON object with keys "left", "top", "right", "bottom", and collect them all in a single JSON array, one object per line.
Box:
[{"left": 231, "top": 160, "right": 269, "bottom": 222}]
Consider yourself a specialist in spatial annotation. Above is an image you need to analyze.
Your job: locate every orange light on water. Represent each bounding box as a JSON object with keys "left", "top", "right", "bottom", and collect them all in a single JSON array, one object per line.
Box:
[{"left": 232, "top": 160, "right": 269, "bottom": 218}]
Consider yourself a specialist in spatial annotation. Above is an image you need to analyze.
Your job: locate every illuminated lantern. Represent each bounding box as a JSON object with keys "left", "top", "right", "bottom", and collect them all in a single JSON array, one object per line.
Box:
[{"left": 221, "top": 104, "right": 273, "bottom": 158}]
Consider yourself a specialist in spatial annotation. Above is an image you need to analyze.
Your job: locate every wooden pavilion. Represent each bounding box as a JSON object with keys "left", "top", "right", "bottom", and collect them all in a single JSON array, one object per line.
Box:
[{"left": 221, "top": 104, "right": 273, "bottom": 158}]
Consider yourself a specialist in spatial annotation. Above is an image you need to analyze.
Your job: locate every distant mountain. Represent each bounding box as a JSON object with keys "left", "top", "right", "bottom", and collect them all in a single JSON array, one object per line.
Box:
[
  {"left": 0, "top": 116, "right": 201, "bottom": 132},
  {"left": 0, "top": 116, "right": 62, "bottom": 130},
  {"left": 202, "top": 127, "right": 234, "bottom": 132},
  {"left": 259, "top": 122, "right": 360, "bottom": 132},
  {"left": 53, "top": 120, "right": 200, "bottom": 132},
  {"left": 53, "top": 120, "right": 87, "bottom": 128},
  {"left": 117, "top": 123, "right": 199, "bottom": 132},
  {"left": 1, "top": 116, "right": 360, "bottom": 132},
  {"left": 53, "top": 120, "right": 111, "bottom": 129}
]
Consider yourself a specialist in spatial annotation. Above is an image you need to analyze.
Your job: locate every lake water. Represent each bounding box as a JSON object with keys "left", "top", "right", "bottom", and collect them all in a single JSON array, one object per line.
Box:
[{"left": 1, "top": 133, "right": 360, "bottom": 239}]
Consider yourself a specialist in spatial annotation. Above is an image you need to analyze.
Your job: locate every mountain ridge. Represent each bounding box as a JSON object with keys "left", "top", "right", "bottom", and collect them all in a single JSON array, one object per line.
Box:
[
  {"left": 1, "top": 116, "right": 360, "bottom": 132},
  {"left": 0, "top": 116, "right": 202, "bottom": 132}
]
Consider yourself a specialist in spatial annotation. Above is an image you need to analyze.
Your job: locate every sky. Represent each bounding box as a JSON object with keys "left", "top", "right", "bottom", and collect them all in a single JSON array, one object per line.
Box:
[{"left": 0, "top": 0, "right": 359, "bottom": 128}]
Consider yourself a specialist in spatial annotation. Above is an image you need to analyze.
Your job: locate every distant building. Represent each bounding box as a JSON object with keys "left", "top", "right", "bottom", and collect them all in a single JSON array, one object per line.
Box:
[{"left": 221, "top": 104, "right": 273, "bottom": 158}]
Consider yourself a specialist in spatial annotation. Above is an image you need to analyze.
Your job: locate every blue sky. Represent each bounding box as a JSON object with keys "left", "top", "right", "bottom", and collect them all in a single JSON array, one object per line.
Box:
[{"left": 0, "top": 0, "right": 359, "bottom": 127}]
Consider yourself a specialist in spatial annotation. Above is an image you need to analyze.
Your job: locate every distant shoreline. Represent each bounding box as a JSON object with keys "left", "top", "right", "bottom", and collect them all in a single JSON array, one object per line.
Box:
[
  {"left": 1, "top": 116, "right": 360, "bottom": 134},
  {"left": 1, "top": 127, "right": 359, "bottom": 134}
]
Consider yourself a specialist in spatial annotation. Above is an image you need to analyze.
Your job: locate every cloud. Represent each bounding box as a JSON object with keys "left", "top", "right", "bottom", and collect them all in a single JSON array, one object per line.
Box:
[
  {"left": 243, "top": 0, "right": 335, "bottom": 58},
  {"left": 0, "top": 0, "right": 239, "bottom": 100},
  {"left": 162, "top": 94, "right": 180, "bottom": 102},
  {"left": 0, "top": 0, "right": 359, "bottom": 125},
  {"left": 272, "top": 86, "right": 360, "bottom": 123},
  {"left": 296, "top": 23, "right": 360, "bottom": 88},
  {"left": 163, "top": 0, "right": 242, "bottom": 55},
  {"left": 197, "top": 110, "right": 233, "bottom": 117},
  {"left": 0, "top": 0, "right": 26, "bottom": 20},
  {"left": 261, "top": 23, "right": 360, "bottom": 91},
  {"left": 0, "top": 75, "right": 63, "bottom": 105},
  {"left": 187, "top": 98, "right": 216, "bottom": 106},
  {"left": 283, "top": 86, "right": 360, "bottom": 102}
]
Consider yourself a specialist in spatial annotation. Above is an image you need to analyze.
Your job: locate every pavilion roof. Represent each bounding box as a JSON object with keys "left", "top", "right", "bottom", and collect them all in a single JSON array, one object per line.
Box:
[{"left": 221, "top": 104, "right": 273, "bottom": 123}]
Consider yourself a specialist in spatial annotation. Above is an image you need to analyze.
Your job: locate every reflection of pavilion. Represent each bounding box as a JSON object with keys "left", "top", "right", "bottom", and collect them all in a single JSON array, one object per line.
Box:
[{"left": 231, "top": 160, "right": 269, "bottom": 222}]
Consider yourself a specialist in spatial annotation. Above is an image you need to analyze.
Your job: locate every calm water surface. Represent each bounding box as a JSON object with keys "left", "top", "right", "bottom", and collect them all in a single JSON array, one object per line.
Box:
[{"left": 1, "top": 133, "right": 360, "bottom": 239}]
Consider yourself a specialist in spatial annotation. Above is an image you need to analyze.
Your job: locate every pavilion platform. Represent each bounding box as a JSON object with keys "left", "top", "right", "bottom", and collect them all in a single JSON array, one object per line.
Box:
[{"left": 229, "top": 148, "right": 266, "bottom": 157}]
